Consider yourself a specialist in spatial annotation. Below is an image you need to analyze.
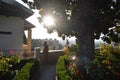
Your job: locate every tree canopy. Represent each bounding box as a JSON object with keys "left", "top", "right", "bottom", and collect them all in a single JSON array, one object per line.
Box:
[
  {"left": 23, "top": 0, "right": 120, "bottom": 43},
  {"left": 21, "top": 0, "right": 120, "bottom": 74}
]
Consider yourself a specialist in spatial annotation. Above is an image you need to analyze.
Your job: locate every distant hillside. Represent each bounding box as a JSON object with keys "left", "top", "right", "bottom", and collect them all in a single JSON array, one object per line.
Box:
[{"left": 59, "top": 39, "right": 104, "bottom": 48}]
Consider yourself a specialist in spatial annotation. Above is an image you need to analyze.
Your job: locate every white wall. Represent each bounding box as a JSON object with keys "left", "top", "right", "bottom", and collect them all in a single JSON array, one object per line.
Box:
[{"left": 0, "top": 15, "right": 24, "bottom": 56}]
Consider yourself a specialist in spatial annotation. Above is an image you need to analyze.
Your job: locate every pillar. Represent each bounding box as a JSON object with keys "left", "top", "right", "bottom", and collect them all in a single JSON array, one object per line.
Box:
[{"left": 27, "top": 29, "right": 32, "bottom": 53}]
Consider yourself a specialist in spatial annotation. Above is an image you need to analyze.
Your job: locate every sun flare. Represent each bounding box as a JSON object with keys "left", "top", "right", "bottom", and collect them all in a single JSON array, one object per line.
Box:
[{"left": 43, "top": 16, "right": 55, "bottom": 26}]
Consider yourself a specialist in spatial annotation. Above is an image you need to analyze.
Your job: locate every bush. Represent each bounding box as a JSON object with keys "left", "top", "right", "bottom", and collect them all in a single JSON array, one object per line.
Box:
[
  {"left": 56, "top": 55, "right": 71, "bottom": 80},
  {"left": 14, "top": 58, "right": 40, "bottom": 80},
  {"left": 64, "top": 44, "right": 120, "bottom": 80},
  {"left": 0, "top": 49, "right": 39, "bottom": 80},
  {"left": 14, "top": 62, "right": 33, "bottom": 80},
  {"left": 0, "top": 55, "right": 20, "bottom": 80},
  {"left": 29, "top": 58, "right": 40, "bottom": 80},
  {"left": 15, "top": 59, "right": 33, "bottom": 70}
]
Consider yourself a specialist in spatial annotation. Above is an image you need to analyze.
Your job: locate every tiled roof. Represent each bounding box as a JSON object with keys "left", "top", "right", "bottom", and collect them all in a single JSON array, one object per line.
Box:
[{"left": 24, "top": 20, "right": 35, "bottom": 30}]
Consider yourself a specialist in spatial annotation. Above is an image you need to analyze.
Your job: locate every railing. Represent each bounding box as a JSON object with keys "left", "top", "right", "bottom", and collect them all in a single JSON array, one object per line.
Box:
[
  {"left": 34, "top": 47, "right": 64, "bottom": 64},
  {"left": 34, "top": 47, "right": 64, "bottom": 80}
]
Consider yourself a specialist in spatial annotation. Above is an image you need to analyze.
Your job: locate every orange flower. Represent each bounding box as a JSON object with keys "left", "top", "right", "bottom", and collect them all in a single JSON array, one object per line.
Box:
[
  {"left": 116, "top": 73, "right": 120, "bottom": 77},
  {"left": 79, "top": 73, "right": 84, "bottom": 79},
  {"left": 109, "top": 61, "right": 112, "bottom": 65},
  {"left": 75, "top": 69, "right": 79, "bottom": 76},
  {"left": 66, "top": 64, "right": 69, "bottom": 68}
]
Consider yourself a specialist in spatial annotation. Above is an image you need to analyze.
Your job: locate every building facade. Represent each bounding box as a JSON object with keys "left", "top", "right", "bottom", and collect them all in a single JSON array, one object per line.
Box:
[{"left": 0, "top": 0, "right": 34, "bottom": 56}]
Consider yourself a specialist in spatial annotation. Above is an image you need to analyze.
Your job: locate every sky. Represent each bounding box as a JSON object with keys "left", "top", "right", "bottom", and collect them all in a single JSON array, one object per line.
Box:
[
  {"left": 16, "top": 0, "right": 66, "bottom": 40},
  {"left": 26, "top": 10, "right": 62, "bottom": 40}
]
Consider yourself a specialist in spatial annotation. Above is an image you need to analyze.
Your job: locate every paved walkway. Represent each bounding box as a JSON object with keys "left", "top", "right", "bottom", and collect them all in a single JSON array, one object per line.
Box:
[
  {"left": 37, "top": 65, "right": 56, "bottom": 80},
  {"left": 36, "top": 50, "right": 63, "bottom": 80}
]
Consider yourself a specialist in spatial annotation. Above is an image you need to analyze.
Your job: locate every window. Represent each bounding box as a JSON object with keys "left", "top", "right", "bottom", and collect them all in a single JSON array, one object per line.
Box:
[{"left": 0, "top": 31, "right": 12, "bottom": 35}]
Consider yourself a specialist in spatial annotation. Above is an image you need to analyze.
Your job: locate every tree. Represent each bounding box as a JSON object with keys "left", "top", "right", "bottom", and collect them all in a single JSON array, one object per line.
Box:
[{"left": 23, "top": 0, "right": 120, "bottom": 65}]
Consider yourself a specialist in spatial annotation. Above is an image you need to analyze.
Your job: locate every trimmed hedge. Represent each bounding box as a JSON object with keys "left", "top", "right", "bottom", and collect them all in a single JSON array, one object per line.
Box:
[
  {"left": 14, "top": 63, "right": 33, "bottom": 80},
  {"left": 14, "top": 59, "right": 40, "bottom": 80},
  {"left": 12, "top": 59, "right": 31, "bottom": 71},
  {"left": 56, "top": 56, "right": 71, "bottom": 80},
  {"left": 29, "top": 59, "right": 40, "bottom": 80}
]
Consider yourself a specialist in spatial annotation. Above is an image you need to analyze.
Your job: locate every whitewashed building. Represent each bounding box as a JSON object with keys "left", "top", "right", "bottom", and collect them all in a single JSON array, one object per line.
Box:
[{"left": 0, "top": 0, "right": 34, "bottom": 56}]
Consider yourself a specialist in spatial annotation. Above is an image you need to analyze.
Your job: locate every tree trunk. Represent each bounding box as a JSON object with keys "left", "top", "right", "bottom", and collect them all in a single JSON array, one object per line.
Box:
[{"left": 77, "top": 27, "right": 94, "bottom": 61}]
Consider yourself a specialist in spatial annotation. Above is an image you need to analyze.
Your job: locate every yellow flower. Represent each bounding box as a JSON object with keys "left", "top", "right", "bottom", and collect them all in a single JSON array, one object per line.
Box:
[{"left": 6, "top": 58, "right": 9, "bottom": 61}]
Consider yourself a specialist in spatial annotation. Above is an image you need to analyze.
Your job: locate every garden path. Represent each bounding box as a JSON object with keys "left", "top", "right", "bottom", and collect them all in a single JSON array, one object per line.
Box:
[
  {"left": 36, "top": 64, "right": 56, "bottom": 80},
  {"left": 36, "top": 50, "right": 63, "bottom": 80}
]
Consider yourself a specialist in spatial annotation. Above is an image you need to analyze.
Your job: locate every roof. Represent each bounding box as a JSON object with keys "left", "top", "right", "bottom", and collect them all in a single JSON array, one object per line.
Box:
[
  {"left": 24, "top": 20, "right": 35, "bottom": 30},
  {"left": 0, "top": 0, "right": 34, "bottom": 19}
]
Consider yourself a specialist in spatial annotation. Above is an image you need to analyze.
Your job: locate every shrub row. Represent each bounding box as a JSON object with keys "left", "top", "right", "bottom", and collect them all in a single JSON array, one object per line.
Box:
[
  {"left": 29, "top": 59, "right": 40, "bottom": 80},
  {"left": 14, "top": 62, "right": 33, "bottom": 80},
  {"left": 14, "top": 58, "right": 40, "bottom": 80},
  {"left": 56, "top": 56, "right": 71, "bottom": 80},
  {"left": 12, "top": 59, "right": 32, "bottom": 71}
]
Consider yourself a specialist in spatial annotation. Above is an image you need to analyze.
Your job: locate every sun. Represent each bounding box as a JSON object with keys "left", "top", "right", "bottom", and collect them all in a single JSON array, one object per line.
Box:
[{"left": 43, "top": 16, "right": 55, "bottom": 26}]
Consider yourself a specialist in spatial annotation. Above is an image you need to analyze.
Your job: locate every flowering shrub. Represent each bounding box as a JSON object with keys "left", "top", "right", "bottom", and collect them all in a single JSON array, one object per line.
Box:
[
  {"left": 56, "top": 55, "right": 71, "bottom": 80},
  {"left": 0, "top": 56, "right": 20, "bottom": 71},
  {"left": 64, "top": 44, "right": 120, "bottom": 80},
  {"left": 0, "top": 50, "right": 20, "bottom": 80}
]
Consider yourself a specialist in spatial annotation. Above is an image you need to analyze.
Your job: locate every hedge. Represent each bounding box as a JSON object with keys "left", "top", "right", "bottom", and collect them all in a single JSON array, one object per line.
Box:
[
  {"left": 14, "top": 62, "right": 33, "bottom": 80},
  {"left": 29, "top": 59, "right": 40, "bottom": 80},
  {"left": 14, "top": 59, "right": 40, "bottom": 80},
  {"left": 12, "top": 59, "right": 32, "bottom": 71},
  {"left": 56, "top": 56, "right": 71, "bottom": 80}
]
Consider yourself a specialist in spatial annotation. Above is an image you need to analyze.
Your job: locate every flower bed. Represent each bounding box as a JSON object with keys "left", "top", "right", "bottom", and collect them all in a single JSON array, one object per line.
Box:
[
  {"left": 0, "top": 50, "right": 40, "bottom": 80},
  {"left": 64, "top": 44, "right": 120, "bottom": 80},
  {"left": 0, "top": 54, "right": 20, "bottom": 80}
]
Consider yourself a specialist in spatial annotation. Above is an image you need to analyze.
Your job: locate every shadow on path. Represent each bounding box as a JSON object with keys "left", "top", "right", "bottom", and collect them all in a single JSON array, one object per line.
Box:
[
  {"left": 36, "top": 50, "right": 63, "bottom": 80},
  {"left": 37, "top": 65, "right": 56, "bottom": 80}
]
